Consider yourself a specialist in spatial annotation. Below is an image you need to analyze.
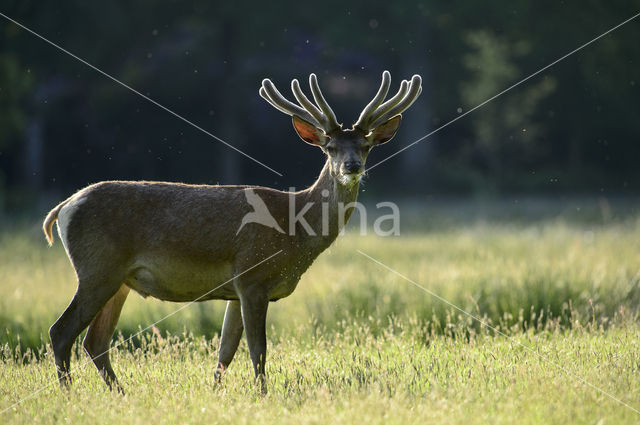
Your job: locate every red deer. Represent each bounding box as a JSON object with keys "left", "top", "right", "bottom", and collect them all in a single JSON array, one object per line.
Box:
[{"left": 43, "top": 71, "right": 422, "bottom": 393}]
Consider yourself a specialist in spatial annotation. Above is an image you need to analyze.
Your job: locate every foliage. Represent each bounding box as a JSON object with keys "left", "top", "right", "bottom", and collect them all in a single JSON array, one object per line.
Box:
[{"left": 0, "top": 1, "right": 639, "bottom": 209}]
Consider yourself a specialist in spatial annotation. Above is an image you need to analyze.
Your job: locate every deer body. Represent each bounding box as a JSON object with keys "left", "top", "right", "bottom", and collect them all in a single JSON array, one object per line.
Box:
[
  {"left": 45, "top": 71, "right": 421, "bottom": 393},
  {"left": 46, "top": 160, "right": 355, "bottom": 303}
]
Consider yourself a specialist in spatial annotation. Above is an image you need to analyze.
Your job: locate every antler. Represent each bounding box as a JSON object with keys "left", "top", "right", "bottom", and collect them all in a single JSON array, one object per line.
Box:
[
  {"left": 353, "top": 70, "right": 422, "bottom": 132},
  {"left": 260, "top": 74, "right": 341, "bottom": 134}
]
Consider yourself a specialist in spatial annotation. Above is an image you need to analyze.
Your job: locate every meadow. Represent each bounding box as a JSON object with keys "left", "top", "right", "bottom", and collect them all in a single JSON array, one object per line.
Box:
[{"left": 1, "top": 197, "right": 640, "bottom": 424}]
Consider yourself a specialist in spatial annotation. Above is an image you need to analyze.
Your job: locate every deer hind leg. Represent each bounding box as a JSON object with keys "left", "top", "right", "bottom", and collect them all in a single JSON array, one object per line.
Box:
[
  {"left": 49, "top": 273, "right": 124, "bottom": 388},
  {"left": 82, "top": 285, "right": 130, "bottom": 393},
  {"left": 214, "top": 300, "right": 244, "bottom": 387}
]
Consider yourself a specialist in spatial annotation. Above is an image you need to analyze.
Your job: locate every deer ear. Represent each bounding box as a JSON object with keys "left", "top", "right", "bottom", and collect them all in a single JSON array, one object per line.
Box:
[
  {"left": 367, "top": 115, "right": 402, "bottom": 145},
  {"left": 292, "top": 116, "right": 328, "bottom": 146}
]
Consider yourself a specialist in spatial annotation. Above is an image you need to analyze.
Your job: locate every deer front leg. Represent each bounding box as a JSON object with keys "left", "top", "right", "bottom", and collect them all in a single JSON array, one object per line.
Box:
[
  {"left": 214, "top": 300, "right": 244, "bottom": 387},
  {"left": 238, "top": 286, "right": 269, "bottom": 394}
]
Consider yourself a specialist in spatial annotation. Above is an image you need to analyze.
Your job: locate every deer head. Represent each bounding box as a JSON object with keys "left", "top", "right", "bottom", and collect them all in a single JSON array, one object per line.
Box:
[{"left": 259, "top": 71, "right": 422, "bottom": 186}]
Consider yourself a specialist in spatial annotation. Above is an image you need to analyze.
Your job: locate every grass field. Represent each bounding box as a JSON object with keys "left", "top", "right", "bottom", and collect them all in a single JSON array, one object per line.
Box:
[{"left": 1, "top": 198, "right": 640, "bottom": 424}]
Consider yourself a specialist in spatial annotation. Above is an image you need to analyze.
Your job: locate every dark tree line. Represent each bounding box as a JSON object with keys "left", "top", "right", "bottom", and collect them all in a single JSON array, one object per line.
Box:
[{"left": 1, "top": 1, "right": 639, "bottom": 211}]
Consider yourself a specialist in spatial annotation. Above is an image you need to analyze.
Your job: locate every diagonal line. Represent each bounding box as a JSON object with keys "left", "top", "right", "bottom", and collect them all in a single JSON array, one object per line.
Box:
[
  {"left": 0, "top": 11, "right": 283, "bottom": 177},
  {"left": 366, "top": 11, "right": 640, "bottom": 173},
  {"left": 0, "top": 249, "right": 282, "bottom": 414},
  {"left": 356, "top": 249, "right": 640, "bottom": 415}
]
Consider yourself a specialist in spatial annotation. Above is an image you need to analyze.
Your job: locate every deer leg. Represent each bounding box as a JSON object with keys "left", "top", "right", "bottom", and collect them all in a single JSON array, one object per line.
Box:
[
  {"left": 239, "top": 287, "right": 269, "bottom": 394},
  {"left": 82, "top": 285, "right": 130, "bottom": 393},
  {"left": 49, "top": 275, "right": 123, "bottom": 388},
  {"left": 214, "top": 300, "right": 244, "bottom": 386}
]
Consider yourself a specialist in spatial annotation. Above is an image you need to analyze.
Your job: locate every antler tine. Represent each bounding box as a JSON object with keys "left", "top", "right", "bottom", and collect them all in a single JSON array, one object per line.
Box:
[
  {"left": 291, "top": 79, "right": 327, "bottom": 128},
  {"left": 260, "top": 79, "right": 322, "bottom": 128},
  {"left": 259, "top": 87, "right": 292, "bottom": 116},
  {"left": 366, "top": 79, "right": 410, "bottom": 128},
  {"left": 353, "top": 70, "right": 391, "bottom": 130},
  {"left": 369, "top": 75, "right": 422, "bottom": 129},
  {"left": 309, "top": 74, "right": 340, "bottom": 132}
]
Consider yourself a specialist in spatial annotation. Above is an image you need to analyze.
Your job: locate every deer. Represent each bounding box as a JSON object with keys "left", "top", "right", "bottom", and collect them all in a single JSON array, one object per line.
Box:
[{"left": 43, "top": 70, "right": 422, "bottom": 394}]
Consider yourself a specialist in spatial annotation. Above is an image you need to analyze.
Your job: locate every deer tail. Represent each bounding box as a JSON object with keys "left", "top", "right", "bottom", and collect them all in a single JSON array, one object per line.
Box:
[{"left": 43, "top": 199, "right": 70, "bottom": 246}]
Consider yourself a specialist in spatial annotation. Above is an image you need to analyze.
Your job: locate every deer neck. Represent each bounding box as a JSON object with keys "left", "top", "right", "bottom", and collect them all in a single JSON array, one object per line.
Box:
[{"left": 296, "top": 159, "right": 360, "bottom": 239}]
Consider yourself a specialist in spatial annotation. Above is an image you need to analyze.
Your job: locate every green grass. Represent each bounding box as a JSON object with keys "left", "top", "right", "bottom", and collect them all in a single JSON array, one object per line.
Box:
[{"left": 1, "top": 198, "right": 640, "bottom": 423}]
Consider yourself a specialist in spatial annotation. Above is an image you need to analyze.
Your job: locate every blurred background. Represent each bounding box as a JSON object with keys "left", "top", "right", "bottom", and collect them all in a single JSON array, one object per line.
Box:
[{"left": 1, "top": 1, "right": 639, "bottom": 213}]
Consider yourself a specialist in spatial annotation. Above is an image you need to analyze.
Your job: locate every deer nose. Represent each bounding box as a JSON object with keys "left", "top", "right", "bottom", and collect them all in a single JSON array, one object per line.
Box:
[{"left": 343, "top": 161, "right": 362, "bottom": 174}]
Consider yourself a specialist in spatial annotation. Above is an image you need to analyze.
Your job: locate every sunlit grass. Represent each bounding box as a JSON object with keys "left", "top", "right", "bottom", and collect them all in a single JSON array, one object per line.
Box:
[
  {"left": 1, "top": 199, "right": 640, "bottom": 423},
  {"left": 2, "top": 322, "right": 640, "bottom": 424}
]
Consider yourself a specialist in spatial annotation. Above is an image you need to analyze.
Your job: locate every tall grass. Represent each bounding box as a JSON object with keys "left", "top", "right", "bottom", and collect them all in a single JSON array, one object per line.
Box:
[
  {"left": 2, "top": 317, "right": 640, "bottom": 424},
  {"left": 2, "top": 198, "right": 640, "bottom": 424},
  {"left": 1, "top": 198, "right": 639, "bottom": 356}
]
